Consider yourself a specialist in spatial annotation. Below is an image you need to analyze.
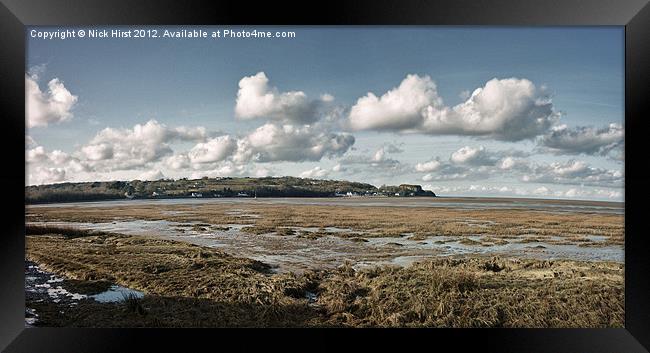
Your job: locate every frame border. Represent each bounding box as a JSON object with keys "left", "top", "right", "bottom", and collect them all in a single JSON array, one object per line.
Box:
[{"left": 1, "top": 0, "right": 649, "bottom": 351}]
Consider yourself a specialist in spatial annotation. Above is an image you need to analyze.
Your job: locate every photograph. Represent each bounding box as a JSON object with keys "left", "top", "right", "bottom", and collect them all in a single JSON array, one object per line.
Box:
[{"left": 23, "top": 25, "right": 627, "bottom": 328}]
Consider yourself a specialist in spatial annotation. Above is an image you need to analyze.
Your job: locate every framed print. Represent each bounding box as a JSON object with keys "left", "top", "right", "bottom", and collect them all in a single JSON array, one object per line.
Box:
[{"left": 1, "top": 0, "right": 649, "bottom": 351}]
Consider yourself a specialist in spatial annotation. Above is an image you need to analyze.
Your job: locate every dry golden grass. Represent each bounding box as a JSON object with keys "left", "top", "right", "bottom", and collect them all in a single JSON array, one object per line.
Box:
[{"left": 317, "top": 258, "right": 623, "bottom": 328}]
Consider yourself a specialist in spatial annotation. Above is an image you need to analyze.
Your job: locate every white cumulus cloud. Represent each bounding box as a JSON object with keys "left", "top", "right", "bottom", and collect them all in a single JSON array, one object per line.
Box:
[
  {"left": 235, "top": 72, "right": 321, "bottom": 124},
  {"left": 187, "top": 136, "right": 237, "bottom": 164},
  {"left": 415, "top": 160, "right": 442, "bottom": 173},
  {"left": 80, "top": 120, "right": 208, "bottom": 170},
  {"left": 450, "top": 146, "right": 492, "bottom": 165},
  {"left": 235, "top": 123, "right": 354, "bottom": 163},
  {"left": 26, "top": 74, "right": 78, "bottom": 128},
  {"left": 348, "top": 75, "right": 558, "bottom": 141}
]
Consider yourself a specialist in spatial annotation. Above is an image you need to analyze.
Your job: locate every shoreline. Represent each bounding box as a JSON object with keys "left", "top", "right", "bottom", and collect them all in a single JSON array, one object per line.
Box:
[{"left": 27, "top": 195, "right": 624, "bottom": 209}]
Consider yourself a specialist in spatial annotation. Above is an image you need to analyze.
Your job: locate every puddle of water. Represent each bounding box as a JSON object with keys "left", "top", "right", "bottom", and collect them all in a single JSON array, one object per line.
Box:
[
  {"left": 25, "top": 266, "right": 88, "bottom": 303},
  {"left": 305, "top": 291, "right": 318, "bottom": 304},
  {"left": 388, "top": 255, "right": 432, "bottom": 268},
  {"left": 91, "top": 285, "right": 144, "bottom": 303},
  {"left": 25, "top": 308, "right": 38, "bottom": 327},
  {"left": 363, "top": 234, "right": 623, "bottom": 263},
  {"left": 26, "top": 261, "right": 145, "bottom": 310},
  {"left": 47, "top": 287, "right": 87, "bottom": 302},
  {"left": 585, "top": 234, "right": 609, "bottom": 242}
]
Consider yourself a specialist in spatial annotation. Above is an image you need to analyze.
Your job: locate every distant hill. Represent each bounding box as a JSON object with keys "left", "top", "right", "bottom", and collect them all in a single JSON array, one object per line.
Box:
[{"left": 25, "top": 176, "right": 436, "bottom": 204}]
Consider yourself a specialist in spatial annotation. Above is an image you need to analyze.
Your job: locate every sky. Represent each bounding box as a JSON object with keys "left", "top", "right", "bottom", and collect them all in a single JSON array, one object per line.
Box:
[{"left": 25, "top": 26, "right": 624, "bottom": 201}]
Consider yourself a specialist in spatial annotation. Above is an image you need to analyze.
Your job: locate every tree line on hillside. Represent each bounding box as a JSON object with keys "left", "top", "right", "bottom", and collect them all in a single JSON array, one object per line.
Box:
[{"left": 25, "top": 177, "right": 436, "bottom": 204}]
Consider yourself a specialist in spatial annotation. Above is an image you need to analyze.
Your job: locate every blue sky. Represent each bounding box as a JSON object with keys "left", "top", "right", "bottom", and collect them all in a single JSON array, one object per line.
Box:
[{"left": 26, "top": 26, "right": 624, "bottom": 200}]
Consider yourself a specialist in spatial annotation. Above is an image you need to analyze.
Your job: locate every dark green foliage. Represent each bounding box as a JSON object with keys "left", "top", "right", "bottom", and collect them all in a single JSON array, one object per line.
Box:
[{"left": 26, "top": 176, "right": 436, "bottom": 204}]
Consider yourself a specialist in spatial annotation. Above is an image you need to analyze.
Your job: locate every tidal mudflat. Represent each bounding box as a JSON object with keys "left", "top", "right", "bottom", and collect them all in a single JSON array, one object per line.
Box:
[{"left": 25, "top": 197, "right": 624, "bottom": 327}]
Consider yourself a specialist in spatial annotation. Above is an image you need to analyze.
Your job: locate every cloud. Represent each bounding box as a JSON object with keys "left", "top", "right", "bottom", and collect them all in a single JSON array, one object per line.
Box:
[
  {"left": 26, "top": 135, "right": 37, "bottom": 148},
  {"left": 418, "top": 164, "right": 491, "bottom": 181},
  {"left": 80, "top": 120, "right": 208, "bottom": 170},
  {"left": 348, "top": 75, "right": 558, "bottom": 141},
  {"left": 27, "top": 146, "right": 48, "bottom": 163},
  {"left": 26, "top": 116, "right": 346, "bottom": 184},
  {"left": 26, "top": 74, "right": 78, "bottom": 128},
  {"left": 164, "top": 154, "right": 191, "bottom": 171},
  {"left": 522, "top": 159, "right": 623, "bottom": 187},
  {"left": 26, "top": 117, "right": 355, "bottom": 185},
  {"left": 413, "top": 149, "right": 622, "bottom": 187},
  {"left": 137, "top": 170, "right": 165, "bottom": 181},
  {"left": 422, "top": 173, "right": 434, "bottom": 182},
  {"left": 551, "top": 187, "right": 622, "bottom": 200},
  {"left": 49, "top": 150, "right": 72, "bottom": 165},
  {"left": 450, "top": 146, "right": 493, "bottom": 165},
  {"left": 235, "top": 123, "right": 355, "bottom": 163},
  {"left": 414, "top": 147, "right": 621, "bottom": 187},
  {"left": 532, "top": 186, "right": 552, "bottom": 196},
  {"left": 28, "top": 166, "right": 66, "bottom": 185},
  {"left": 349, "top": 74, "right": 443, "bottom": 131},
  {"left": 320, "top": 93, "right": 335, "bottom": 102},
  {"left": 415, "top": 159, "right": 442, "bottom": 173},
  {"left": 164, "top": 136, "right": 237, "bottom": 171},
  {"left": 423, "top": 183, "right": 622, "bottom": 200},
  {"left": 188, "top": 162, "right": 248, "bottom": 179},
  {"left": 372, "top": 148, "right": 386, "bottom": 162},
  {"left": 27, "top": 145, "right": 74, "bottom": 166},
  {"left": 26, "top": 139, "right": 92, "bottom": 185},
  {"left": 160, "top": 122, "right": 355, "bottom": 173},
  {"left": 235, "top": 72, "right": 327, "bottom": 124},
  {"left": 81, "top": 143, "right": 114, "bottom": 161},
  {"left": 538, "top": 123, "right": 624, "bottom": 156},
  {"left": 332, "top": 163, "right": 345, "bottom": 172},
  {"left": 254, "top": 166, "right": 273, "bottom": 177},
  {"left": 371, "top": 143, "right": 404, "bottom": 163},
  {"left": 498, "top": 156, "right": 517, "bottom": 170},
  {"left": 187, "top": 136, "right": 237, "bottom": 164},
  {"left": 414, "top": 146, "right": 511, "bottom": 174},
  {"left": 335, "top": 146, "right": 404, "bottom": 180},
  {"left": 299, "top": 166, "right": 330, "bottom": 179},
  {"left": 412, "top": 147, "right": 533, "bottom": 182}
]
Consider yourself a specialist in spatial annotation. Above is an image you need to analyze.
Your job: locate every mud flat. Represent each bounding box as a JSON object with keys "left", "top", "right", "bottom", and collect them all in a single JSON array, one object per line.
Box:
[{"left": 26, "top": 197, "right": 624, "bottom": 273}]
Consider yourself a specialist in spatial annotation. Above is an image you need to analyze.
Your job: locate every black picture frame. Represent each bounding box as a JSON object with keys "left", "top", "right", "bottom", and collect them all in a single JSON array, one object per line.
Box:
[{"left": 1, "top": 0, "right": 649, "bottom": 351}]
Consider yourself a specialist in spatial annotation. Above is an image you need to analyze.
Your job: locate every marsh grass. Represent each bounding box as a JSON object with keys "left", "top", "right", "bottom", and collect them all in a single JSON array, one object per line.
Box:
[
  {"left": 63, "top": 279, "right": 113, "bottom": 295},
  {"left": 25, "top": 230, "right": 624, "bottom": 328},
  {"left": 27, "top": 203, "right": 624, "bottom": 247},
  {"left": 25, "top": 225, "right": 106, "bottom": 238},
  {"left": 122, "top": 292, "right": 147, "bottom": 316}
]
